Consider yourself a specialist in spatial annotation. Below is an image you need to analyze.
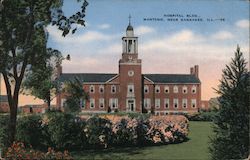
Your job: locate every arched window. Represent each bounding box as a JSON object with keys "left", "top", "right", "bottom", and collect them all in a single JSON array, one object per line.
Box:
[
  {"left": 111, "top": 85, "right": 116, "bottom": 93},
  {"left": 173, "top": 85, "right": 178, "bottom": 93},
  {"left": 144, "top": 85, "right": 149, "bottom": 93},
  {"left": 89, "top": 85, "right": 95, "bottom": 93},
  {"left": 192, "top": 85, "right": 197, "bottom": 94}
]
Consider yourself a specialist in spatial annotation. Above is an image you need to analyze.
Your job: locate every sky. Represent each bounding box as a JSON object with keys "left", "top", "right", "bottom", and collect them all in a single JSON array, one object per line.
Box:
[{"left": 0, "top": 0, "right": 249, "bottom": 105}]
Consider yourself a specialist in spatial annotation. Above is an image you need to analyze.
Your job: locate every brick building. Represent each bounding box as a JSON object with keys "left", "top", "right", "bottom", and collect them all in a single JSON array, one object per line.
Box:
[
  {"left": 0, "top": 95, "right": 10, "bottom": 113},
  {"left": 56, "top": 23, "right": 202, "bottom": 115}
]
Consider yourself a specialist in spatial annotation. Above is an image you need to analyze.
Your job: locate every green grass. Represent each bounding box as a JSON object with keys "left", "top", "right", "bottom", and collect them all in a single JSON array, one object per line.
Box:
[{"left": 72, "top": 121, "right": 213, "bottom": 160}]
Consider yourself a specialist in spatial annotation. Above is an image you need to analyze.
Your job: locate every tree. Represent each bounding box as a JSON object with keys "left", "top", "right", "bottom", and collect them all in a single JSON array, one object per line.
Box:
[
  {"left": 22, "top": 48, "right": 63, "bottom": 111},
  {"left": 63, "top": 77, "right": 89, "bottom": 112},
  {"left": 209, "top": 45, "right": 249, "bottom": 159},
  {"left": 0, "top": 0, "right": 88, "bottom": 146}
]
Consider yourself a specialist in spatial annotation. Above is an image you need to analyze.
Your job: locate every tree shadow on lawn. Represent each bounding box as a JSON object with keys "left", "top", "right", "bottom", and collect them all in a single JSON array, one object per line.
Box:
[{"left": 73, "top": 139, "right": 190, "bottom": 160}]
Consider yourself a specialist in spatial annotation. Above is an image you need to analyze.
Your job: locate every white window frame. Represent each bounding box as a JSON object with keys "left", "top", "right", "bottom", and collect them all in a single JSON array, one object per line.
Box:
[
  {"left": 90, "top": 98, "right": 95, "bottom": 109},
  {"left": 182, "top": 99, "right": 187, "bottom": 109},
  {"left": 144, "top": 98, "right": 151, "bottom": 108},
  {"left": 164, "top": 98, "right": 169, "bottom": 108},
  {"left": 164, "top": 86, "right": 169, "bottom": 93},
  {"left": 155, "top": 99, "right": 161, "bottom": 109},
  {"left": 89, "top": 85, "right": 95, "bottom": 93},
  {"left": 80, "top": 98, "right": 86, "bottom": 108},
  {"left": 109, "top": 98, "right": 118, "bottom": 108},
  {"left": 111, "top": 85, "right": 116, "bottom": 94},
  {"left": 192, "top": 85, "right": 197, "bottom": 94},
  {"left": 191, "top": 99, "right": 197, "bottom": 108},
  {"left": 182, "top": 86, "right": 188, "bottom": 94},
  {"left": 99, "top": 98, "right": 104, "bottom": 108},
  {"left": 144, "top": 85, "right": 149, "bottom": 94},
  {"left": 99, "top": 85, "right": 104, "bottom": 93},
  {"left": 173, "top": 85, "right": 178, "bottom": 93},
  {"left": 155, "top": 85, "right": 160, "bottom": 93},
  {"left": 127, "top": 84, "right": 134, "bottom": 93},
  {"left": 173, "top": 98, "right": 178, "bottom": 109},
  {"left": 61, "top": 98, "right": 66, "bottom": 108}
]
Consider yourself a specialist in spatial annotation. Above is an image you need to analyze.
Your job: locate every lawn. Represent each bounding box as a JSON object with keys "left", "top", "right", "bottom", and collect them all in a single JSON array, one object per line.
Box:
[{"left": 72, "top": 121, "right": 213, "bottom": 160}]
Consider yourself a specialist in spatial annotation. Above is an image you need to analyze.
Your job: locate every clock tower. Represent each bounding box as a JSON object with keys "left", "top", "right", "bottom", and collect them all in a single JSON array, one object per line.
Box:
[{"left": 119, "top": 17, "right": 142, "bottom": 112}]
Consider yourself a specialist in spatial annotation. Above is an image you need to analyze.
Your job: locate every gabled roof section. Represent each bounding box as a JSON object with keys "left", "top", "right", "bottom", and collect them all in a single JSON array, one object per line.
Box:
[
  {"left": 144, "top": 74, "right": 200, "bottom": 84},
  {"left": 0, "top": 95, "right": 8, "bottom": 102},
  {"left": 58, "top": 73, "right": 118, "bottom": 83}
]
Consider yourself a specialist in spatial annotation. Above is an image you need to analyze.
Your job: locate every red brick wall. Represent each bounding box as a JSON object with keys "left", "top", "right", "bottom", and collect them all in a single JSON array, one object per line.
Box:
[{"left": 119, "top": 63, "right": 142, "bottom": 112}]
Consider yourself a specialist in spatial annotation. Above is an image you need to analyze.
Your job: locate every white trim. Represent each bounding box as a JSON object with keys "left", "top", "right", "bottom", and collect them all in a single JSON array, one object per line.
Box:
[
  {"left": 106, "top": 74, "right": 119, "bottom": 83},
  {"left": 152, "top": 82, "right": 200, "bottom": 85},
  {"left": 143, "top": 76, "right": 155, "bottom": 84},
  {"left": 81, "top": 111, "right": 106, "bottom": 113},
  {"left": 119, "top": 63, "right": 141, "bottom": 65}
]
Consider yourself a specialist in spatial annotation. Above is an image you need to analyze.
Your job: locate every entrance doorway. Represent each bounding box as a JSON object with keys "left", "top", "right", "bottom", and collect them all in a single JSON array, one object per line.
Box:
[{"left": 128, "top": 99, "right": 135, "bottom": 112}]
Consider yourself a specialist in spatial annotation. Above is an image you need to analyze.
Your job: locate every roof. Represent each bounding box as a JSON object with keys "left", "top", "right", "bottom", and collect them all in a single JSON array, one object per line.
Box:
[
  {"left": 58, "top": 73, "right": 117, "bottom": 83},
  {"left": 127, "top": 24, "right": 133, "bottom": 31},
  {"left": 144, "top": 74, "right": 200, "bottom": 84},
  {"left": 0, "top": 95, "right": 8, "bottom": 102}
]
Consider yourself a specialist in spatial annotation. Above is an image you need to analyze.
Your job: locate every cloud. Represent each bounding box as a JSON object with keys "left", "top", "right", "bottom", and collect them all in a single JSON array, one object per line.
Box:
[
  {"left": 211, "top": 31, "right": 234, "bottom": 40},
  {"left": 97, "top": 24, "right": 111, "bottom": 29},
  {"left": 235, "top": 19, "right": 249, "bottom": 29},
  {"left": 47, "top": 25, "right": 116, "bottom": 44},
  {"left": 135, "top": 26, "right": 155, "bottom": 36}
]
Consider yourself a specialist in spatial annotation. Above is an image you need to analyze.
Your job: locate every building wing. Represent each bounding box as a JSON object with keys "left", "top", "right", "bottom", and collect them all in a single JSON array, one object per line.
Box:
[{"left": 143, "top": 74, "right": 200, "bottom": 84}]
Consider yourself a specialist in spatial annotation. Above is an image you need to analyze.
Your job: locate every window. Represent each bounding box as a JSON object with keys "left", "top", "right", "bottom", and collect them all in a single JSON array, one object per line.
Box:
[
  {"left": 192, "top": 85, "right": 197, "bottom": 94},
  {"left": 164, "top": 99, "right": 169, "bottom": 108},
  {"left": 99, "top": 98, "right": 104, "bottom": 108},
  {"left": 191, "top": 99, "right": 197, "bottom": 108},
  {"left": 111, "top": 85, "right": 116, "bottom": 93},
  {"left": 144, "top": 98, "right": 151, "bottom": 108},
  {"left": 173, "top": 98, "right": 178, "bottom": 108},
  {"left": 173, "top": 85, "right": 178, "bottom": 93},
  {"left": 144, "top": 85, "right": 149, "bottom": 93},
  {"left": 80, "top": 98, "right": 86, "bottom": 108},
  {"left": 182, "top": 86, "right": 187, "bottom": 94},
  {"left": 99, "top": 85, "right": 104, "bottom": 93},
  {"left": 164, "top": 86, "right": 169, "bottom": 93},
  {"left": 155, "top": 85, "right": 160, "bottom": 93},
  {"left": 182, "top": 99, "right": 187, "bottom": 108},
  {"left": 61, "top": 98, "right": 66, "bottom": 108},
  {"left": 155, "top": 99, "right": 160, "bottom": 109},
  {"left": 109, "top": 98, "right": 118, "bottom": 108},
  {"left": 127, "top": 84, "right": 134, "bottom": 93},
  {"left": 128, "top": 70, "right": 134, "bottom": 76},
  {"left": 90, "top": 99, "right": 95, "bottom": 108},
  {"left": 89, "top": 85, "right": 95, "bottom": 93}
]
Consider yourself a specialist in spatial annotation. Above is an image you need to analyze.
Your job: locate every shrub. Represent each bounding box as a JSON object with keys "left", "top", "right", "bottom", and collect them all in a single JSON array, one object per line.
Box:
[
  {"left": 112, "top": 118, "right": 136, "bottom": 146},
  {"left": 187, "top": 110, "right": 217, "bottom": 121},
  {"left": 0, "top": 115, "right": 9, "bottom": 148},
  {"left": 5, "top": 142, "right": 72, "bottom": 160},
  {"left": 84, "top": 116, "right": 112, "bottom": 148},
  {"left": 16, "top": 115, "right": 45, "bottom": 150},
  {"left": 46, "top": 112, "right": 86, "bottom": 151}
]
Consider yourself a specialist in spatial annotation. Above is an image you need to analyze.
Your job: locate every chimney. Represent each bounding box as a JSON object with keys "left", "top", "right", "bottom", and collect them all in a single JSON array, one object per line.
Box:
[
  {"left": 194, "top": 65, "right": 199, "bottom": 78},
  {"left": 190, "top": 65, "right": 199, "bottom": 78},
  {"left": 190, "top": 67, "right": 194, "bottom": 75},
  {"left": 56, "top": 65, "right": 62, "bottom": 78}
]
